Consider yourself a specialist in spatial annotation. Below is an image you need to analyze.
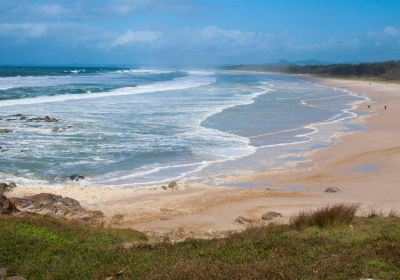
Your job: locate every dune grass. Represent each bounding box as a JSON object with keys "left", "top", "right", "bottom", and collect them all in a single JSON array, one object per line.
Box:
[
  {"left": 1, "top": 206, "right": 400, "bottom": 279},
  {"left": 290, "top": 203, "right": 359, "bottom": 229}
]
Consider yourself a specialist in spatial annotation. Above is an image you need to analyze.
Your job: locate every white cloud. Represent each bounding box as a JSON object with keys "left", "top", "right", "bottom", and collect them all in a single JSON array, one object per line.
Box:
[
  {"left": 0, "top": 23, "right": 48, "bottom": 38},
  {"left": 383, "top": 26, "right": 400, "bottom": 37},
  {"left": 109, "top": 30, "right": 162, "bottom": 47},
  {"left": 35, "top": 4, "right": 65, "bottom": 17}
]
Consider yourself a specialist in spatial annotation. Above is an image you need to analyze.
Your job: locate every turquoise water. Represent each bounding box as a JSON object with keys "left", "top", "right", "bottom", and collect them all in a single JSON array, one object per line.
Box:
[{"left": 0, "top": 68, "right": 365, "bottom": 187}]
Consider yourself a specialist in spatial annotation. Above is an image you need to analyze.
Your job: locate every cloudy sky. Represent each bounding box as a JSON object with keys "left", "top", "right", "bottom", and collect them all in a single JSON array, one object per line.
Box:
[{"left": 1, "top": 0, "right": 400, "bottom": 66}]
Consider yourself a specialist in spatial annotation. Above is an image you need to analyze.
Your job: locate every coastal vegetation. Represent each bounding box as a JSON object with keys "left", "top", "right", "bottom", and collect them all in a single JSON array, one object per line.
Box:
[
  {"left": 1, "top": 204, "right": 399, "bottom": 279},
  {"left": 225, "top": 60, "right": 400, "bottom": 80}
]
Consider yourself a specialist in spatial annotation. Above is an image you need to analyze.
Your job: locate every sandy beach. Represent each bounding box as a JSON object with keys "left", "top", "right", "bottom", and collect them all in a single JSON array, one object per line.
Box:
[{"left": 9, "top": 77, "right": 400, "bottom": 240}]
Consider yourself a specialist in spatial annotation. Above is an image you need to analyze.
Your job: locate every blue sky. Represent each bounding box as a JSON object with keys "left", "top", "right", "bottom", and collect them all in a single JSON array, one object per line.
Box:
[{"left": 1, "top": 0, "right": 400, "bottom": 66}]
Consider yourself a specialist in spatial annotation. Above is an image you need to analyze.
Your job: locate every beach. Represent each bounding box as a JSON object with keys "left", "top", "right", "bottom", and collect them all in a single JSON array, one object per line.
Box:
[{"left": 8, "top": 76, "right": 400, "bottom": 240}]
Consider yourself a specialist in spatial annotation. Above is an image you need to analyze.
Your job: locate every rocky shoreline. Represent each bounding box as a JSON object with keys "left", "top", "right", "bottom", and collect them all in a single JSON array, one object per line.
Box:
[{"left": 1, "top": 182, "right": 104, "bottom": 226}]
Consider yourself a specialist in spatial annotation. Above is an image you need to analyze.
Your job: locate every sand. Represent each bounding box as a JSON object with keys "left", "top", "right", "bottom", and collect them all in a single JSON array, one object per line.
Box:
[{"left": 9, "top": 77, "right": 400, "bottom": 240}]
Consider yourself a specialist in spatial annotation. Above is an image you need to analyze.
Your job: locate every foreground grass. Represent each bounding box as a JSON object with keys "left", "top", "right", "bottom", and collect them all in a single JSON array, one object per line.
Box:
[{"left": 1, "top": 213, "right": 400, "bottom": 279}]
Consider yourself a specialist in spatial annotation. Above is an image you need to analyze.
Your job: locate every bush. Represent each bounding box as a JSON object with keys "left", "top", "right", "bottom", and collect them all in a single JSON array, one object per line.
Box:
[{"left": 290, "top": 203, "right": 358, "bottom": 229}]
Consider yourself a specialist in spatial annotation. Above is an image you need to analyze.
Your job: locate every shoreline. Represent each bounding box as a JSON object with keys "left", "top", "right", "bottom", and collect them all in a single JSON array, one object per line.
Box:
[{"left": 8, "top": 76, "right": 400, "bottom": 240}]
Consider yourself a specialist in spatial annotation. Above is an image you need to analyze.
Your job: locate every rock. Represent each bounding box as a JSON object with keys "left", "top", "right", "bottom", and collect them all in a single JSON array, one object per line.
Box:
[
  {"left": 112, "top": 214, "right": 124, "bottom": 220},
  {"left": 235, "top": 216, "right": 255, "bottom": 224},
  {"left": 10, "top": 193, "right": 103, "bottom": 224},
  {"left": 0, "top": 129, "right": 12, "bottom": 134},
  {"left": 325, "top": 187, "right": 340, "bottom": 193},
  {"left": 0, "top": 182, "right": 17, "bottom": 194},
  {"left": 27, "top": 116, "right": 58, "bottom": 123},
  {"left": 261, "top": 211, "right": 282, "bottom": 220},
  {"left": 69, "top": 174, "right": 85, "bottom": 181},
  {"left": 0, "top": 194, "right": 19, "bottom": 215},
  {"left": 161, "top": 185, "right": 168, "bottom": 190},
  {"left": 52, "top": 127, "right": 63, "bottom": 132},
  {"left": 44, "top": 116, "right": 58, "bottom": 122},
  {"left": 168, "top": 181, "right": 178, "bottom": 189}
]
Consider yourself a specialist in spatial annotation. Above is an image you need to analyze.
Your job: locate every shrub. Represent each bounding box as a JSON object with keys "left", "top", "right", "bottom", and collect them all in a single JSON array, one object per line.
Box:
[{"left": 290, "top": 203, "right": 358, "bottom": 229}]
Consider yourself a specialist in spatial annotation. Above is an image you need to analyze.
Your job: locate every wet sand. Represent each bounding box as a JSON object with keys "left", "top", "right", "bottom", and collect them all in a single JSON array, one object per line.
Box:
[{"left": 10, "top": 77, "right": 400, "bottom": 241}]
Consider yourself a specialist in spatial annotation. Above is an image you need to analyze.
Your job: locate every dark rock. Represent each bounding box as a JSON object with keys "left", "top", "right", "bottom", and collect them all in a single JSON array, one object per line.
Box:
[
  {"left": 0, "top": 194, "right": 19, "bottom": 215},
  {"left": 10, "top": 193, "right": 104, "bottom": 224},
  {"left": 235, "top": 216, "right": 256, "bottom": 224},
  {"left": 0, "top": 129, "right": 12, "bottom": 133},
  {"left": 325, "top": 187, "right": 340, "bottom": 193},
  {"left": 27, "top": 116, "right": 58, "bottom": 123},
  {"left": 261, "top": 211, "right": 282, "bottom": 220},
  {"left": 19, "top": 116, "right": 27, "bottom": 120},
  {"left": 168, "top": 181, "right": 178, "bottom": 189},
  {"left": 0, "top": 182, "right": 17, "bottom": 194},
  {"left": 69, "top": 175, "right": 85, "bottom": 181},
  {"left": 44, "top": 116, "right": 58, "bottom": 122},
  {"left": 11, "top": 193, "right": 81, "bottom": 212}
]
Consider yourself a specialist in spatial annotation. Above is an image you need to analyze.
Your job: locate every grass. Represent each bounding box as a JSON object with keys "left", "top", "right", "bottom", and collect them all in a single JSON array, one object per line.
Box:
[
  {"left": 1, "top": 207, "right": 400, "bottom": 279},
  {"left": 290, "top": 203, "right": 359, "bottom": 229}
]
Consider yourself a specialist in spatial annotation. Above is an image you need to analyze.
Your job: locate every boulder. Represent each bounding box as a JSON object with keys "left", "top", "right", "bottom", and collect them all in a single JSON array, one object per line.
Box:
[
  {"left": 168, "top": 181, "right": 178, "bottom": 189},
  {"left": 69, "top": 175, "right": 85, "bottom": 181},
  {"left": 27, "top": 116, "right": 58, "bottom": 123},
  {"left": 52, "top": 127, "right": 63, "bottom": 133},
  {"left": 0, "top": 195, "right": 19, "bottom": 215},
  {"left": 235, "top": 216, "right": 255, "bottom": 224},
  {"left": 0, "top": 129, "right": 12, "bottom": 134},
  {"left": 0, "top": 182, "right": 17, "bottom": 194},
  {"left": 43, "top": 116, "right": 58, "bottom": 122},
  {"left": 325, "top": 187, "right": 340, "bottom": 193},
  {"left": 10, "top": 193, "right": 104, "bottom": 224},
  {"left": 261, "top": 211, "right": 282, "bottom": 220}
]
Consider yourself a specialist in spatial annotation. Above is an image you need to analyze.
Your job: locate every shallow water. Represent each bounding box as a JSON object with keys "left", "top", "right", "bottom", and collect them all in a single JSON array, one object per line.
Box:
[{"left": 0, "top": 68, "right": 366, "bottom": 187}]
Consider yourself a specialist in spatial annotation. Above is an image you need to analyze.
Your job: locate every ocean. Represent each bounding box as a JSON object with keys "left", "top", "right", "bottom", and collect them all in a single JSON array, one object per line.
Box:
[{"left": 0, "top": 67, "right": 365, "bottom": 187}]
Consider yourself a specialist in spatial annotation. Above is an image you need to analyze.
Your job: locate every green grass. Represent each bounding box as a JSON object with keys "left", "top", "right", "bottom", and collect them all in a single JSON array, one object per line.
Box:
[
  {"left": 290, "top": 204, "right": 358, "bottom": 229},
  {"left": 1, "top": 213, "right": 400, "bottom": 279}
]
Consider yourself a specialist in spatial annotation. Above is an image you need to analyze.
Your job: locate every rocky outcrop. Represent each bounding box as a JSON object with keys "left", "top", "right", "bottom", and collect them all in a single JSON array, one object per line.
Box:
[
  {"left": 0, "top": 129, "right": 12, "bottom": 133},
  {"left": 235, "top": 216, "right": 256, "bottom": 225},
  {"left": 69, "top": 175, "right": 85, "bottom": 181},
  {"left": 27, "top": 116, "right": 58, "bottom": 122},
  {"left": 0, "top": 182, "right": 17, "bottom": 194},
  {"left": 10, "top": 193, "right": 103, "bottom": 224},
  {"left": 325, "top": 187, "right": 340, "bottom": 193},
  {"left": 0, "top": 194, "right": 19, "bottom": 215},
  {"left": 261, "top": 211, "right": 282, "bottom": 220},
  {"left": 161, "top": 181, "right": 179, "bottom": 190},
  {"left": 52, "top": 127, "right": 64, "bottom": 132}
]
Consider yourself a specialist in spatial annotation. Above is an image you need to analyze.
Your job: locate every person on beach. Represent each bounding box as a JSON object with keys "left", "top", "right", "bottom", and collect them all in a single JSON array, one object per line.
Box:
[
  {"left": 385, "top": 105, "right": 387, "bottom": 110},
  {"left": 368, "top": 105, "right": 371, "bottom": 110}
]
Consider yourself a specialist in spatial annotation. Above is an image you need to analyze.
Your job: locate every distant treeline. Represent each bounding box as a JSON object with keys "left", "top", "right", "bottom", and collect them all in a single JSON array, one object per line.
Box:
[{"left": 225, "top": 60, "right": 400, "bottom": 80}]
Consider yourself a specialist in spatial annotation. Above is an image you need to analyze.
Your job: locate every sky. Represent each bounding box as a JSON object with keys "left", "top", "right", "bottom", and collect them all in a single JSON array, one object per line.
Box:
[{"left": 0, "top": 0, "right": 400, "bottom": 66}]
